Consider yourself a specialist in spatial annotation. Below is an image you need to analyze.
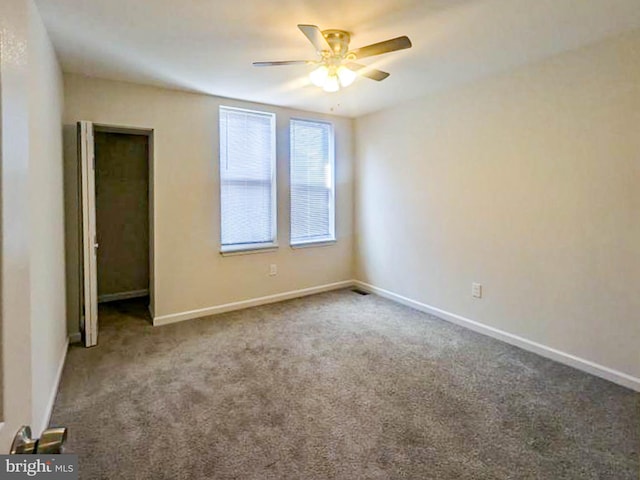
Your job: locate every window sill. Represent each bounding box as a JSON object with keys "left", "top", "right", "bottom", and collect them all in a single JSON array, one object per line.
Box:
[
  {"left": 290, "top": 239, "right": 337, "bottom": 249},
  {"left": 220, "top": 243, "right": 279, "bottom": 256}
]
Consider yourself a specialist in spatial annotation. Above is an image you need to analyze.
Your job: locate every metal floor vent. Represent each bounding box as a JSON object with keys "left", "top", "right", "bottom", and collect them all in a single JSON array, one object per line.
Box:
[{"left": 351, "top": 288, "right": 370, "bottom": 296}]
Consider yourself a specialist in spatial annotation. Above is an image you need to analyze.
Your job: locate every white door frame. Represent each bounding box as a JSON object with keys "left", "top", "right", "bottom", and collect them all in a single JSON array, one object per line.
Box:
[{"left": 79, "top": 122, "right": 155, "bottom": 347}]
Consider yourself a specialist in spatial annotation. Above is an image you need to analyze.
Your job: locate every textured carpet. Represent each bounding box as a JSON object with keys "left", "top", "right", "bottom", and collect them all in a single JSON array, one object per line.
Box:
[{"left": 51, "top": 290, "right": 639, "bottom": 479}]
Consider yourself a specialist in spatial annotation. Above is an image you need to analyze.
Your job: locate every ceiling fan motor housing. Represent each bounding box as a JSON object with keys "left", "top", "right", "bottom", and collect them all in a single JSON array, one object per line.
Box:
[{"left": 322, "top": 30, "right": 352, "bottom": 59}]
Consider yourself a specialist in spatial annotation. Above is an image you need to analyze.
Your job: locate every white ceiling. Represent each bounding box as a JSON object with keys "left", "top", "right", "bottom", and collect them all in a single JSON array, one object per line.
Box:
[{"left": 35, "top": 0, "right": 640, "bottom": 118}]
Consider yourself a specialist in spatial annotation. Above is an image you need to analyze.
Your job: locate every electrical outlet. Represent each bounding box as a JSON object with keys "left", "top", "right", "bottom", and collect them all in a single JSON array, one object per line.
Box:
[
  {"left": 472, "top": 282, "right": 482, "bottom": 299},
  {"left": 269, "top": 264, "right": 277, "bottom": 276}
]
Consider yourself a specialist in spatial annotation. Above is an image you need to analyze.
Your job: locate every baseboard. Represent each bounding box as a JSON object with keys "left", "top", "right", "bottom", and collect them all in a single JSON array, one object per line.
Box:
[
  {"left": 35, "top": 338, "right": 69, "bottom": 436},
  {"left": 68, "top": 332, "right": 82, "bottom": 344},
  {"left": 98, "top": 289, "right": 149, "bottom": 303},
  {"left": 354, "top": 281, "right": 640, "bottom": 392},
  {"left": 153, "top": 280, "right": 354, "bottom": 327}
]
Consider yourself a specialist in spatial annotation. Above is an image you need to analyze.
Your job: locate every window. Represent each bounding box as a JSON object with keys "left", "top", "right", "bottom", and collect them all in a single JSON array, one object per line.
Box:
[
  {"left": 290, "top": 119, "right": 335, "bottom": 246},
  {"left": 219, "top": 106, "right": 276, "bottom": 252}
]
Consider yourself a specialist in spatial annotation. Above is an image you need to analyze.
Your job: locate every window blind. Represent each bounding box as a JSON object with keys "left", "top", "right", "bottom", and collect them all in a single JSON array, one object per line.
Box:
[
  {"left": 290, "top": 119, "right": 335, "bottom": 245},
  {"left": 220, "top": 107, "right": 276, "bottom": 249}
]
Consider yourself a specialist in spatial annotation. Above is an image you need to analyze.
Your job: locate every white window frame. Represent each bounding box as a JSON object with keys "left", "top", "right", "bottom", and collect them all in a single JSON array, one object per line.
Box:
[
  {"left": 289, "top": 118, "right": 336, "bottom": 247},
  {"left": 219, "top": 106, "right": 277, "bottom": 255}
]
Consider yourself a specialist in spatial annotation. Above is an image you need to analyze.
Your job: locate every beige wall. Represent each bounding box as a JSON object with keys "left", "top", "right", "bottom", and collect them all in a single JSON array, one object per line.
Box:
[
  {"left": 0, "top": 0, "right": 65, "bottom": 447},
  {"left": 95, "top": 132, "right": 149, "bottom": 298},
  {"left": 63, "top": 75, "right": 354, "bottom": 333},
  {"left": 0, "top": 0, "right": 33, "bottom": 448},
  {"left": 355, "top": 30, "right": 640, "bottom": 380},
  {"left": 27, "top": 0, "right": 67, "bottom": 434}
]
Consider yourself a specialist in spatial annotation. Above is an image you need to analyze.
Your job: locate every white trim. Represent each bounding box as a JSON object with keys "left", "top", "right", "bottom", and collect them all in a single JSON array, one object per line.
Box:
[
  {"left": 68, "top": 332, "right": 82, "bottom": 344},
  {"left": 290, "top": 239, "right": 337, "bottom": 249},
  {"left": 354, "top": 281, "right": 640, "bottom": 392},
  {"left": 220, "top": 243, "right": 279, "bottom": 256},
  {"left": 93, "top": 124, "right": 153, "bottom": 136},
  {"left": 35, "top": 338, "right": 69, "bottom": 436},
  {"left": 98, "top": 289, "right": 149, "bottom": 303},
  {"left": 153, "top": 280, "right": 354, "bottom": 326}
]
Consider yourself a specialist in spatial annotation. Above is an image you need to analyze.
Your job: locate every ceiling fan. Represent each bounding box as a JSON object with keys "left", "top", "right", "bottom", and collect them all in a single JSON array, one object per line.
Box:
[{"left": 253, "top": 24, "right": 412, "bottom": 92}]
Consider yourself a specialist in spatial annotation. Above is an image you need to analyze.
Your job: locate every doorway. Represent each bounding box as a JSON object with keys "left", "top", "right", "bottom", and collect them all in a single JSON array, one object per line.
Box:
[
  {"left": 95, "top": 130, "right": 149, "bottom": 304},
  {"left": 79, "top": 123, "right": 154, "bottom": 347}
]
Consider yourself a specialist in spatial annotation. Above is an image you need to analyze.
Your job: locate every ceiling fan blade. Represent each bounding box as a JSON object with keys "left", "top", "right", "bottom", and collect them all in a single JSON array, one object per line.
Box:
[
  {"left": 298, "top": 24, "right": 331, "bottom": 53},
  {"left": 345, "top": 63, "right": 390, "bottom": 81},
  {"left": 349, "top": 36, "right": 412, "bottom": 60},
  {"left": 253, "top": 60, "right": 311, "bottom": 67}
]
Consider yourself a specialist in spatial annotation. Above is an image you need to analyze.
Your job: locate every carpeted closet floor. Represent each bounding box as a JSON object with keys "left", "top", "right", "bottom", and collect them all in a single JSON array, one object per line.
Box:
[{"left": 50, "top": 290, "right": 638, "bottom": 479}]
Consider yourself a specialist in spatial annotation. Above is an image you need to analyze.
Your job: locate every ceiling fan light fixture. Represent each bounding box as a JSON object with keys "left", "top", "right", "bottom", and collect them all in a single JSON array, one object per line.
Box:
[
  {"left": 337, "top": 66, "right": 357, "bottom": 87},
  {"left": 255, "top": 25, "right": 410, "bottom": 92},
  {"left": 309, "top": 65, "right": 329, "bottom": 87},
  {"left": 322, "top": 74, "right": 340, "bottom": 93}
]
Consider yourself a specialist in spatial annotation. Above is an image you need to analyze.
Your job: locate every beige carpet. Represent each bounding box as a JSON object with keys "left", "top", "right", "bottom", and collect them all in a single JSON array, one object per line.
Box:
[{"left": 51, "top": 290, "right": 638, "bottom": 479}]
